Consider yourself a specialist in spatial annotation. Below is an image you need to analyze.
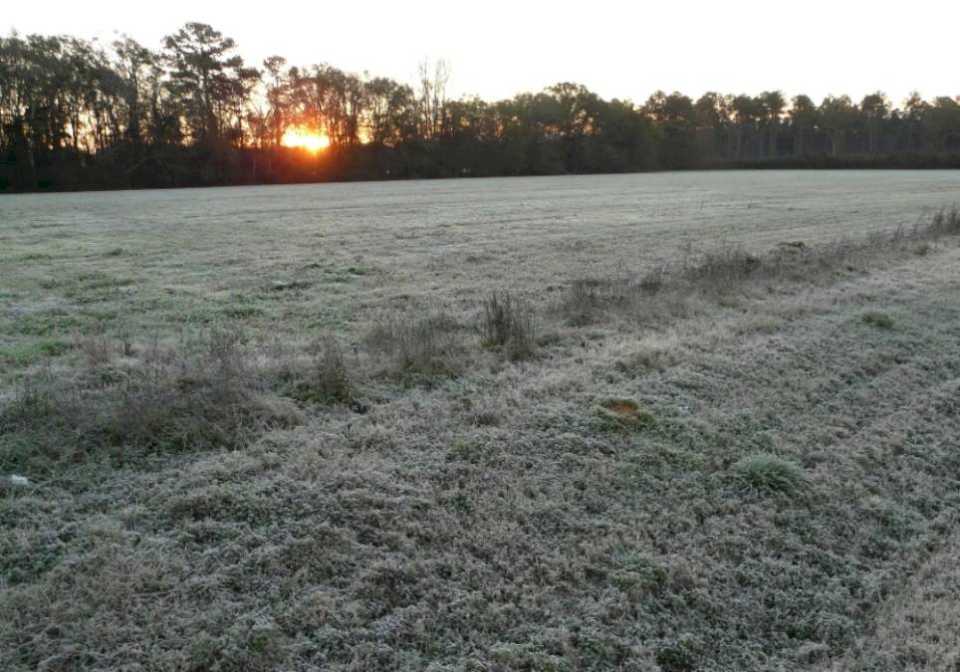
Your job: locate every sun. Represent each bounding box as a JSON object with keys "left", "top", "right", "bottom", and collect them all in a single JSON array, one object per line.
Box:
[{"left": 282, "top": 127, "right": 331, "bottom": 153}]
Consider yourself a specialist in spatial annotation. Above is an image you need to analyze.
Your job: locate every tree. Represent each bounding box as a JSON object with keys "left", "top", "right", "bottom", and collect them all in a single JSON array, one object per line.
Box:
[
  {"left": 730, "top": 94, "right": 763, "bottom": 159},
  {"left": 789, "top": 95, "right": 817, "bottom": 157},
  {"left": 163, "top": 22, "right": 244, "bottom": 144},
  {"left": 290, "top": 65, "right": 330, "bottom": 144},
  {"left": 860, "top": 92, "right": 888, "bottom": 154},
  {"left": 219, "top": 64, "right": 260, "bottom": 148},
  {"left": 364, "top": 77, "right": 417, "bottom": 147},
  {"left": 595, "top": 98, "right": 655, "bottom": 171},
  {"left": 818, "top": 95, "right": 857, "bottom": 157},
  {"left": 926, "top": 97, "right": 960, "bottom": 152},
  {"left": 417, "top": 58, "right": 449, "bottom": 140},
  {"left": 112, "top": 36, "right": 155, "bottom": 146},
  {"left": 643, "top": 91, "right": 696, "bottom": 168},
  {"left": 759, "top": 90, "right": 786, "bottom": 158},
  {"left": 0, "top": 33, "right": 42, "bottom": 186},
  {"left": 903, "top": 92, "right": 929, "bottom": 152},
  {"left": 694, "top": 92, "right": 729, "bottom": 158},
  {"left": 262, "top": 56, "right": 289, "bottom": 147}
]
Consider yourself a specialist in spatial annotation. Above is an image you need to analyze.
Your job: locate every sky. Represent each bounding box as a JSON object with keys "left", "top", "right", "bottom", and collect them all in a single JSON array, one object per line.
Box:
[{"left": 5, "top": 1, "right": 959, "bottom": 107}]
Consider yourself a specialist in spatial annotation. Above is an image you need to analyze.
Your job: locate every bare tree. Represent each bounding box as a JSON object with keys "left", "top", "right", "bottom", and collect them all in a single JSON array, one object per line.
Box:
[{"left": 417, "top": 58, "right": 450, "bottom": 139}]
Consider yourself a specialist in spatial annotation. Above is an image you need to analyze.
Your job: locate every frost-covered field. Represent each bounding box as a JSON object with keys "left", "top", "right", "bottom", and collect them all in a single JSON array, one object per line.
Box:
[
  {"left": 2, "top": 172, "right": 960, "bottom": 671},
  {"left": 3, "top": 171, "right": 957, "bottom": 282},
  {"left": 1, "top": 171, "right": 957, "bottom": 346}
]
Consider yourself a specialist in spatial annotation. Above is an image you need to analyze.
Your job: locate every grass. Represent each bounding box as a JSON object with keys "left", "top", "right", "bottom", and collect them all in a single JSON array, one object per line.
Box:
[{"left": 2, "top": 194, "right": 960, "bottom": 671}]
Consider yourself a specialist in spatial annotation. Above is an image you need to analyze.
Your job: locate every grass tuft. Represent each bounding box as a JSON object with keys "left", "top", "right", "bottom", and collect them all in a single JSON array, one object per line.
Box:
[
  {"left": 928, "top": 205, "right": 960, "bottom": 237},
  {"left": 733, "top": 453, "right": 808, "bottom": 496},
  {"left": 479, "top": 291, "right": 538, "bottom": 361},
  {"left": 292, "top": 337, "right": 353, "bottom": 404}
]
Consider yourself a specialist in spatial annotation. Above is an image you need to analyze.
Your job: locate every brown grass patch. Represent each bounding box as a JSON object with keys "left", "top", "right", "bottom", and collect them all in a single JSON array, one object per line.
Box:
[{"left": 596, "top": 398, "right": 656, "bottom": 430}]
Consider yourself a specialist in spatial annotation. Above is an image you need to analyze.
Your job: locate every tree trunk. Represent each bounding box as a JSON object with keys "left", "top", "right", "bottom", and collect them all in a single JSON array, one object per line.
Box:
[
  {"left": 12, "top": 120, "right": 37, "bottom": 190},
  {"left": 831, "top": 130, "right": 842, "bottom": 157}
]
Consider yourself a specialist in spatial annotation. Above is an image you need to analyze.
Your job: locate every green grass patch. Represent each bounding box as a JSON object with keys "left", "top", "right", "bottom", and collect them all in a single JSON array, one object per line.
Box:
[
  {"left": 862, "top": 311, "right": 895, "bottom": 329},
  {"left": 0, "top": 339, "right": 72, "bottom": 366},
  {"left": 16, "top": 253, "right": 53, "bottom": 262},
  {"left": 11, "top": 311, "right": 85, "bottom": 337}
]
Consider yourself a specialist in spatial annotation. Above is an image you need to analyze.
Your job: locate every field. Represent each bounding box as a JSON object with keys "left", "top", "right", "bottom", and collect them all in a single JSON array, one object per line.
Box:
[{"left": 2, "top": 171, "right": 960, "bottom": 671}]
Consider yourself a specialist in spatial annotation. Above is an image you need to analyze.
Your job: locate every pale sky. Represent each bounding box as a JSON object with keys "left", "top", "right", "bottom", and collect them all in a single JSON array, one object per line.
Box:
[{"left": 5, "top": 1, "right": 959, "bottom": 107}]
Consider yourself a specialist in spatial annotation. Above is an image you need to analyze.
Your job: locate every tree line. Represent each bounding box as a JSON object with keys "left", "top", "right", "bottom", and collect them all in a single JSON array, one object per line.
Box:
[{"left": 2, "top": 23, "right": 960, "bottom": 192}]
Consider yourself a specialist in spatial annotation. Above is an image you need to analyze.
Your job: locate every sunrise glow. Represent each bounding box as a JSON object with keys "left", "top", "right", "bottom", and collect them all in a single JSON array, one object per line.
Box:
[{"left": 282, "top": 127, "right": 330, "bottom": 152}]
